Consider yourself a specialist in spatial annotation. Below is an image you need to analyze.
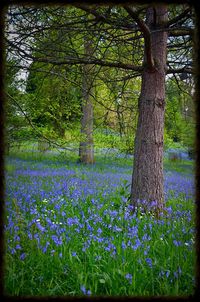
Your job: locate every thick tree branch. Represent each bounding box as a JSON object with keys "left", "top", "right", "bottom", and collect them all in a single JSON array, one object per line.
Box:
[
  {"left": 75, "top": 4, "right": 107, "bottom": 22},
  {"left": 167, "top": 7, "right": 192, "bottom": 27},
  {"left": 166, "top": 66, "right": 193, "bottom": 75},
  {"left": 36, "top": 56, "right": 143, "bottom": 72},
  {"left": 168, "top": 27, "right": 193, "bottom": 36},
  {"left": 123, "top": 5, "right": 154, "bottom": 71},
  {"left": 74, "top": 4, "right": 139, "bottom": 31},
  {"left": 148, "top": 26, "right": 193, "bottom": 36}
]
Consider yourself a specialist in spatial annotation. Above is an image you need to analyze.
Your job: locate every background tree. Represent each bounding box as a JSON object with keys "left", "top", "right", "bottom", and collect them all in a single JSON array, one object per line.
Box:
[{"left": 79, "top": 25, "right": 95, "bottom": 164}]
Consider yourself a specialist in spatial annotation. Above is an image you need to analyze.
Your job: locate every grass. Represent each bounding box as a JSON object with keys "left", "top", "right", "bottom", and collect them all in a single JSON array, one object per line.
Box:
[{"left": 4, "top": 148, "right": 195, "bottom": 296}]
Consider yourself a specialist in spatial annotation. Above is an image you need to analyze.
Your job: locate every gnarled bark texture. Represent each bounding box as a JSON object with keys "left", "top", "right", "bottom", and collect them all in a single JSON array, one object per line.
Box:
[
  {"left": 79, "top": 36, "right": 95, "bottom": 164},
  {"left": 131, "top": 6, "right": 168, "bottom": 213}
]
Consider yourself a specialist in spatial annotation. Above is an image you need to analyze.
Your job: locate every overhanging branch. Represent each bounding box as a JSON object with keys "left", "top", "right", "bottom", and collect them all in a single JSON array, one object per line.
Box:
[
  {"left": 168, "top": 27, "right": 194, "bottom": 36},
  {"left": 167, "top": 7, "right": 192, "bottom": 27},
  {"left": 166, "top": 66, "right": 193, "bottom": 75},
  {"left": 36, "top": 56, "right": 144, "bottom": 72}
]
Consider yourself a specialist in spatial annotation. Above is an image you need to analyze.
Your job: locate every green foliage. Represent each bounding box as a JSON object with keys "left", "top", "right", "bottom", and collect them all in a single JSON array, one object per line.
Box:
[
  {"left": 25, "top": 62, "right": 82, "bottom": 138},
  {"left": 94, "top": 128, "right": 121, "bottom": 149},
  {"left": 5, "top": 60, "right": 34, "bottom": 150},
  {"left": 165, "top": 79, "right": 194, "bottom": 150}
]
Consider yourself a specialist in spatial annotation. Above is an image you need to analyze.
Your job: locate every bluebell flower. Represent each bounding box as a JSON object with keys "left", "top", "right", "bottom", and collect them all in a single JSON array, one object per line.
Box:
[
  {"left": 15, "top": 244, "right": 21, "bottom": 250},
  {"left": 42, "top": 241, "right": 50, "bottom": 253},
  {"left": 121, "top": 242, "right": 126, "bottom": 249},
  {"left": 30, "top": 208, "right": 37, "bottom": 215},
  {"left": 173, "top": 240, "right": 182, "bottom": 247},
  {"left": 14, "top": 235, "right": 20, "bottom": 241},
  {"left": 142, "top": 234, "right": 151, "bottom": 241},
  {"left": 80, "top": 285, "right": 91, "bottom": 296},
  {"left": 132, "top": 238, "right": 141, "bottom": 250},
  {"left": 20, "top": 253, "right": 26, "bottom": 260},
  {"left": 166, "top": 206, "right": 172, "bottom": 215},
  {"left": 178, "top": 266, "right": 182, "bottom": 275},
  {"left": 145, "top": 257, "right": 153, "bottom": 268},
  {"left": 125, "top": 273, "right": 132, "bottom": 284},
  {"left": 166, "top": 271, "right": 170, "bottom": 278},
  {"left": 113, "top": 226, "right": 122, "bottom": 232},
  {"left": 86, "top": 223, "right": 93, "bottom": 231},
  {"left": 97, "top": 227, "right": 102, "bottom": 234},
  {"left": 11, "top": 248, "right": 16, "bottom": 255},
  {"left": 51, "top": 235, "right": 62, "bottom": 246},
  {"left": 67, "top": 217, "right": 79, "bottom": 226},
  {"left": 54, "top": 204, "right": 61, "bottom": 210},
  {"left": 96, "top": 237, "right": 104, "bottom": 243},
  {"left": 36, "top": 222, "right": 45, "bottom": 232}
]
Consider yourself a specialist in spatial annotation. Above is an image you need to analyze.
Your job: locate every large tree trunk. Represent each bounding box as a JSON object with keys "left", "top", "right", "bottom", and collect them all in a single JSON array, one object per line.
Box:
[
  {"left": 79, "top": 35, "right": 95, "bottom": 164},
  {"left": 130, "top": 6, "right": 168, "bottom": 215}
]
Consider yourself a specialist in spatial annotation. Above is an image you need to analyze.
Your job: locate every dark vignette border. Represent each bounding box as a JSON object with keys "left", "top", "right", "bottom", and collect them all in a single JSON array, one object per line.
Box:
[{"left": 0, "top": 0, "right": 199, "bottom": 301}]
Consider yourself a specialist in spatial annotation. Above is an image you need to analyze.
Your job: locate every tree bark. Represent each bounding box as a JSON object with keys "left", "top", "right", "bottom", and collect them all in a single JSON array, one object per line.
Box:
[
  {"left": 79, "top": 35, "right": 95, "bottom": 164},
  {"left": 130, "top": 5, "right": 168, "bottom": 215}
]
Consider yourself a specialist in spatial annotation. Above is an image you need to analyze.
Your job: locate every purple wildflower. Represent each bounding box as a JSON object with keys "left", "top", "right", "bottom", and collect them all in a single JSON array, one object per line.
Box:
[
  {"left": 173, "top": 240, "right": 182, "bottom": 247},
  {"left": 132, "top": 238, "right": 141, "bottom": 250},
  {"left": 97, "top": 227, "right": 102, "bottom": 234},
  {"left": 36, "top": 222, "right": 45, "bottom": 232},
  {"left": 15, "top": 244, "right": 21, "bottom": 250},
  {"left": 51, "top": 235, "right": 62, "bottom": 246},
  {"left": 42, "top": 241, "right": 50, "bottom": 253},
  {"left": 20, "top": 253, "right": 26, "bottom": 260},
  {"left": 11, "top": 248, "right": 16, "bottom": 255},
  {"left": 80, "top": 285, "right": 91, "bottom": 296},
  {"left": 146, "top": 257, "right": 153, "bottom": 268},
  {"left": 166, "top": 271, "right": 170, "bottom": 278},
  {"left": 121, "top": 242, "right": 126, "bottom": 249},
  {"left": 125, "top": 273, "right": 132, "bottom": 284}
]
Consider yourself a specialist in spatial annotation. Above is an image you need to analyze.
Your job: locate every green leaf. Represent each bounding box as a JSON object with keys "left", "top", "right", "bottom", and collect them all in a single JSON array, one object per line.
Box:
[{"left": 99, "top": 279, "right": 106, "bottom": 284}]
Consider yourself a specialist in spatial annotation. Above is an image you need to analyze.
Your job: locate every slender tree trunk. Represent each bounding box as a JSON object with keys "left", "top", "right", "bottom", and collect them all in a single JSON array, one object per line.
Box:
[
  {"left": 130, "top": 6, "right": 168, "bottom": 214},
  {"left": 79, "top": 35, "right": 95, "bottom": 164}
]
